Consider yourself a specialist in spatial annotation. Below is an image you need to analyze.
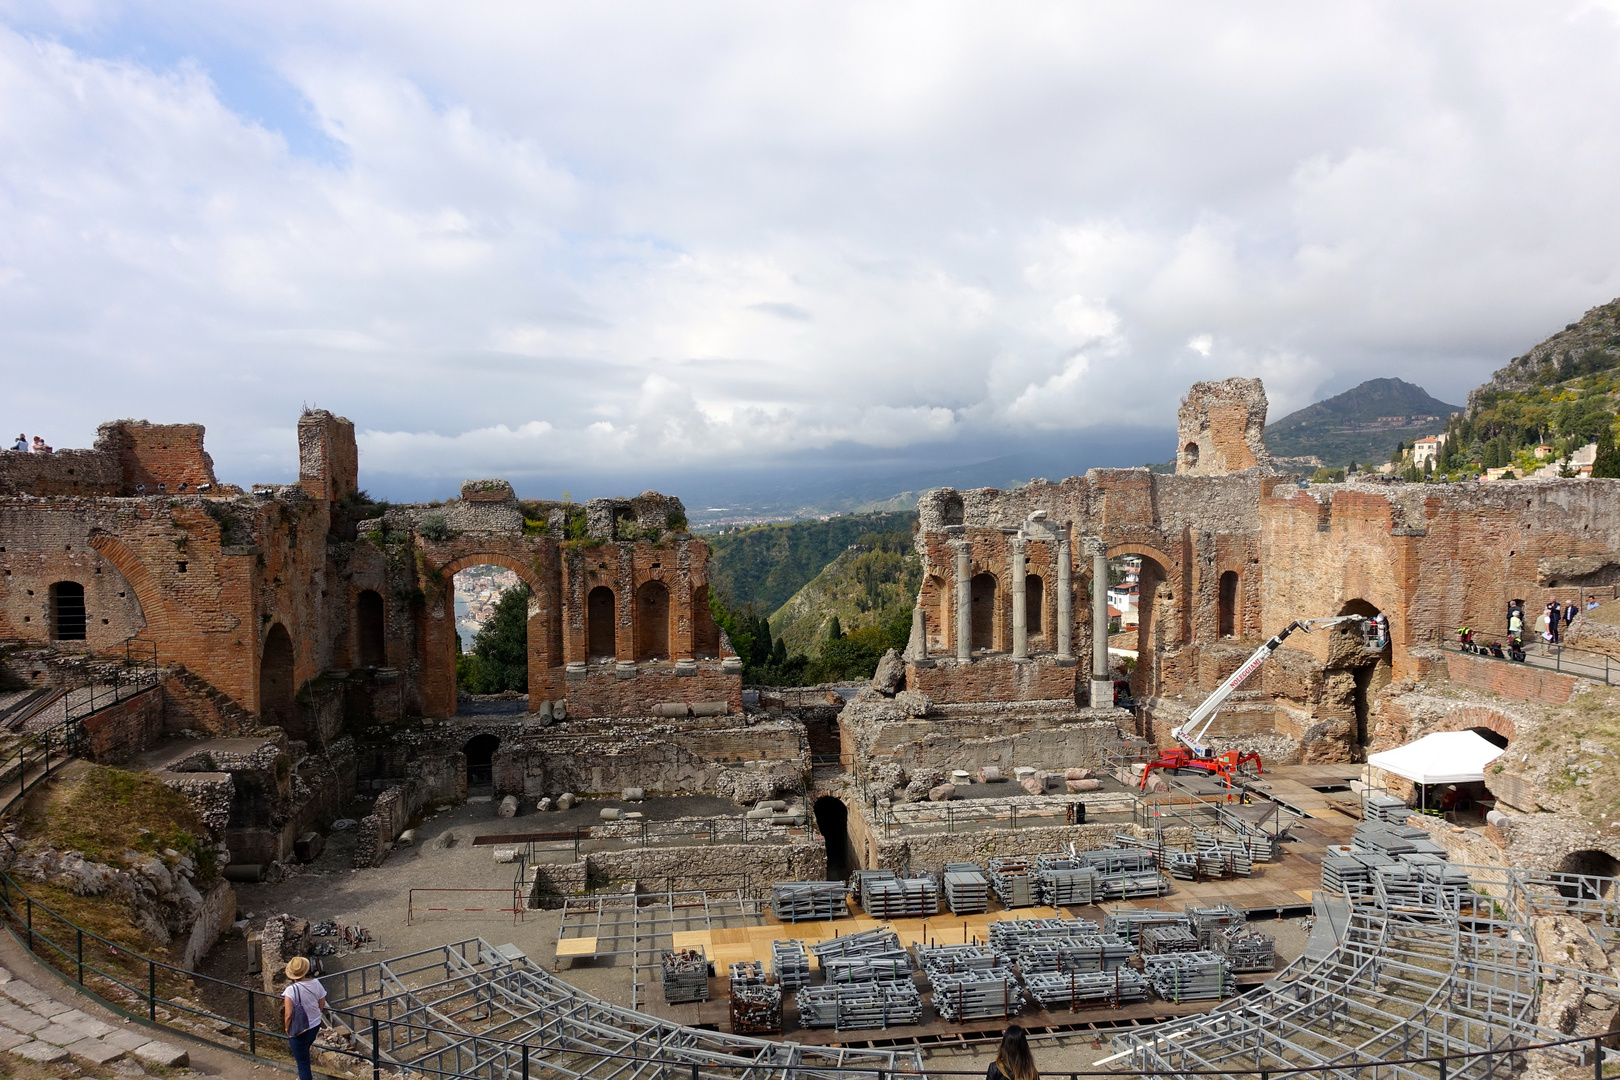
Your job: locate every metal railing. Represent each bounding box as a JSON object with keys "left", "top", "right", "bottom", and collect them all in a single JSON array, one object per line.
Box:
[
  {"left": 1441, "top": 634, "right": 1620, "bottom": 687},
  {"left": 514, "top": 813, "right": 818, "bottom": 863},
  {"left": 882, "top": 797, "right": 1096, "bottom": 837}
]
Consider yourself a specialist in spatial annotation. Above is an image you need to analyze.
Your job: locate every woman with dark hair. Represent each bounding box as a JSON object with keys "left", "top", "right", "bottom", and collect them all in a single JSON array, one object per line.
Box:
[{"left": 987, "top": 1024, "right": 1038, "bottom": 1080}]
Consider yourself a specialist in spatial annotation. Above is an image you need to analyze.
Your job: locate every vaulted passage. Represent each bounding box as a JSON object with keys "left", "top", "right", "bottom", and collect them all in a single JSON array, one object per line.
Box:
[
  {"left": 1556, "top": 850, "right": 1619, "bottom": 899},
  {"left": 356, "top": 589, "right": 385, "bottom": 667},
  {"left": 587, "top": 586, "right": 616, "bottom": 660},
  {"left": 813, "top": 796, "right": 856, "bottom": 881},
  {"left": 464, "top": 733, "right": 500, "bottom": 790}
]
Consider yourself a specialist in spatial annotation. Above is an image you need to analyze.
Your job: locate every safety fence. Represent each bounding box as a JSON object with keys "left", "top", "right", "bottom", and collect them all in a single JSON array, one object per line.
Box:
[
  {"left": 882, "top": 798, "right": 1099, "bottom": 838},
  {"left": 1440, "top": 634, "right": 1620, "bottom": 687}
]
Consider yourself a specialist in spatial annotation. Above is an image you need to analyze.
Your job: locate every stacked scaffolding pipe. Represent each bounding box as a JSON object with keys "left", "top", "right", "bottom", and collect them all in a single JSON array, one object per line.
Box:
[
  {"left": 927, "top": 970, "right": 1026, "bottom": 1022},
  {"left": 796, "top": 983, "right": 922, "bottom": 1030},
  {"left": 661, "top": 948, "right": 711, "bottom": 1004},
  {"left": 1142, "top": 950, "right": 1235, "bottom": 1002},
  {"left": 1104, "top": 909, "right": 1191, "bottom": 948},
  {"left": 943, "top": 864, "right": 991, "bottom": 914},
  {"left": 728, "top": 961, "right": 782, "bottom": 1034},
  {"left": 771, "top": 881, "right": 849, "bottom": 922},
  {"left": 988, "top": 856, "right": 1036, "bottom": 908},
  {"left": 1015, "top": 935, "right": 1135, "bottom": 974},
  {"left": 1024, "top": 968, "right": 1151, "bottom": 1010},
  {"left": 770, "top": 939, "right": 811, "bottom": 990},
  {"left": 1214, "top": 927, "right": 1275, "bottom": 973}
]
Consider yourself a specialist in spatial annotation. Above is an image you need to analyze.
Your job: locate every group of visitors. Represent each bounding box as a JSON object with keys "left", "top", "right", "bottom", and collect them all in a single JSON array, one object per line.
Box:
[
  {"left": 1505, "top": 597, "right": 1581, "bottom": 651},
  {"left": 9, "top": 434, "right": 50, "bottom": 453}
]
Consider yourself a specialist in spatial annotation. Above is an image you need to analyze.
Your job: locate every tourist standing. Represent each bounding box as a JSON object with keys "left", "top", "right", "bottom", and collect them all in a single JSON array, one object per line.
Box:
[
  {"left": 282, "top": 957, "right": 327, "bottom": 1080},
  {"left": 1547, "top": 601, "right": 1562, "bottom": 644},
  {"left": 1566, "top": 601, "right": 1579, "bottom": 628},
  {"left": 1508, "top": 605, "right": 1523, "bottom": 640}
]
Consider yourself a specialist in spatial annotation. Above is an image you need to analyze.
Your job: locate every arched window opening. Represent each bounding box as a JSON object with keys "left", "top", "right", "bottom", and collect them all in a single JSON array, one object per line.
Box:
[
  {"left": 1468, "top": 726, "right": 1510, "bottom": 750},
  {"left": 259, "top": 624, "right": 296, "bottom": 728},
  {"left": 50, "top": 581, "right": 86, "bottom": 641},
  {"left": 1183, "top": 442, "right": 1200, "bottom": 467},
  {"left": 464, "top": 733, "right": 500, "bottom": 790},
  {"left": 1025, "top": 574, "right": 1044, "bottom": 635},
  {"left": 970, "top": 573, "right": 998, "bottom": 651},
  {"left": 587, "top": 586, "right": 617, "bottom": 660},
  {"left": 1218, "top": 571, "right": 1239, "bottom": 638},
  {"left": 356, "top": 589, "right": 386, "bottom": 667},
  {"left": 636, "top": 580, "right": 671, "bottom": 661}
]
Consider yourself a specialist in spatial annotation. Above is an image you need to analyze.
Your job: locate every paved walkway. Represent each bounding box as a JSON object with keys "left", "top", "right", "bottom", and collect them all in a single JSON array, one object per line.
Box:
[{"left": 0, "top": 925, "right": 286, "bottom": 1080}]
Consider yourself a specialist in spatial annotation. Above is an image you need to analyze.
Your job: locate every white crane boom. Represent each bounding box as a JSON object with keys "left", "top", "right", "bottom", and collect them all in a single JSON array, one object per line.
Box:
[{"left": 1170, "top": 615, "right": 1369, "bottom": 756}]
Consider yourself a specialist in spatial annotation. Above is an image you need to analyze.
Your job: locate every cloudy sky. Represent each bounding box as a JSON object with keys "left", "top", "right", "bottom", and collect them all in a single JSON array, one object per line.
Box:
[{"left": 5, "top": 2, "right": 1620, "bottom": 501}]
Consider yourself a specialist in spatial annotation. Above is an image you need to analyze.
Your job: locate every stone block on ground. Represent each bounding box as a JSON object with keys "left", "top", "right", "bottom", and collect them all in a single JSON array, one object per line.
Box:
[
  {"left": 976, "top": 766, "right": 1003, "bottom": 783},
  {"left": 56, "top": 1009, "right": 115, "bottom": 1037},
  {"left": 556, "top": 793, "right": 575, "bottom": 810},
  {"left": 102, "top": 1028, "right": 156, "bottom": 1051},
  {"left": 34, "top": 1023, "right": 85, "bottom": 1046},
  {"left": 1064, "top": 767, "right": 1092, "bottom": 780},
  {"left": 871, "top": 649, "right": 905, "bottom": 695},
  {"left": 30, "top": 998, "right": 71, "bottom": 1018},
  {"left": 68, "top": 1036, "right": 126, "bottom": 1064},
  {"left": 13, "top": 1038, "right": 70, "bottom": 1063},
  {"left": 497, "top": 795, "right": 519, "bottom": 818},
  {"left": 492, "top": 847, "right": 518, "bottom": 863},
  {"left": 0, "top": 1026, "right": 29, "bottom": 1051},
  {"left": 928, "top": 784, "right": 955, "bottom": 802},
  {"left": 1066, "top": 779, "right": 1102, "bottom": 792},
  {"left": 1019, "top": 776, "right": 1044, "bottom": 795},
  {"left": 0, "top": 1004, "right": 48, "bottom": 1033},
  {"left": 2, "top": 982, "right": 48, "bottom": 1007},
  {"left": 131, "top": 1040, "right": 189, "bottom": 1067}
]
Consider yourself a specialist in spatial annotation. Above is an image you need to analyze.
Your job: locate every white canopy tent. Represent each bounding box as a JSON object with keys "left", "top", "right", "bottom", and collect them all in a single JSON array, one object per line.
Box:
[{"left": 1367, "top": 730, "right": 1506, "bottom": 785}]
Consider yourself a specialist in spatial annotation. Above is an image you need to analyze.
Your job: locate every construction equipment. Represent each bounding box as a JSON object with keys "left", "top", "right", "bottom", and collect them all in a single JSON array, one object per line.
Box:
[{"left": 1140, "top": 614, "right": 1367, "bottom": 790}]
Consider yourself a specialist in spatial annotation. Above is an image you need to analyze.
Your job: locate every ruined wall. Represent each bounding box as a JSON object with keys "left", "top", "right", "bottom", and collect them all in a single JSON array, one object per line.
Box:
[
  {"left": 841, "top": 702, "right": 1126, "bottom": 781},
  {"left": 906, "top": 656, "right": 1077, "bottom": 705},
  {"left": 1175, "top": 378, "right": 1272, "bottom": 476},
  {"left": 79, "top": 685, "right": 164, "bottom": 763}
]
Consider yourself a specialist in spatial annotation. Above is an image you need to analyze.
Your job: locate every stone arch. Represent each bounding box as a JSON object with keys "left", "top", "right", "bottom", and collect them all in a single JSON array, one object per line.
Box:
[
  {"left": 1432, "top": 706, "right": 1518, "bottom": 745},
  {"left": 464, "top": 733, "right": 501, "bottom": 789},
  {"left": 86, "top": 533, "right": 165, "bottom": 642},
  {"left": 432, "top": 551, "right": 559, "bottom": 713},
  {"left": 1555, "top": 850, "right": 1620, "bottom": 899},
  {"left": 587, "top": 586, "right": 617, "bottom": 660},
  {"left": 1218, "top": 570, "right": 1239, "bottom": 638},
  {"left": 970, "top": 573, "right": 998, "bottom": 651},
  {"left": 259, "top": 623, "right": 296, "bottom": 728},
  {"left": 356, "top": 589, "right": 386, "bottom": 667},
  {"left": 1182, "top": 441, "right": 1200, "bottom": 469},
  {"left": 1107, "top": 543, "right": 1176, "bottom": 699},
  {"left": 636, "top": 579, "right": 671, "bottom": 661}
]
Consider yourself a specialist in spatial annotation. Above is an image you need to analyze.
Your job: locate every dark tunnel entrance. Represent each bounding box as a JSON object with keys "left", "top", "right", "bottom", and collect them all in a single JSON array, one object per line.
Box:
[
  {"left": 464, "top": 734, "right": 500, "bottom": 791},
  {"left": 813, "top": 796, "right": 856, "bottom": 882}
]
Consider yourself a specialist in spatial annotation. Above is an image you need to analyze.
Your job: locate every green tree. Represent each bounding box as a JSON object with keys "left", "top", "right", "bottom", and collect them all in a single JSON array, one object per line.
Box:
[
  {"left": 1593, "top": 424, "right": 1620, "bottom": 478},
  {"left": 827, "top": 615, "right": 843, "bottom": 641},
  {"left": 459, "top": 583, "right": 530, "bottom": 693}
]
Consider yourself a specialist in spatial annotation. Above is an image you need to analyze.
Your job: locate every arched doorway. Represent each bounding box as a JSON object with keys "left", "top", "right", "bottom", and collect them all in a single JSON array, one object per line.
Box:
[
  {"left": 453, "top": 565, "right": 529, "bottom": 700},
  {"left": 1127, "top": 554, "right": 1169, "bottom": 700},
  {"left": 464, "top": 733, "right": 500, "bottom": 790},
  {"left": 1556, "top": 850, "right": 1619, "bottom": 899},
  {"left": 1025, "top": 575, "right": 1044, "bottom": 637},
  {"left": 1218, "top": 571, "right": 1239, "bottom": 638},
  {"left": 813, "top": 796, "right": 857, "bottom": 881},
  {"left": 259, "top": 624, "right": 296, "bottom": 728},
  {"left": 1468, "top": 726, "right": 1510, "bottom": 750},
  {"left": 356, "top": 590, "right": 386, "bottom": 667},
  {"left": 636, "top": 580, "right": 671, "bottom": 661},
  {"left": 970, "top": 573, "right": 998, "bottom": 651},
  {"left": 587, "top": 586, "right": 616, "bottom": 660},
  {"left": 49, "top": 581, "right": 87, "bottom": 641}
]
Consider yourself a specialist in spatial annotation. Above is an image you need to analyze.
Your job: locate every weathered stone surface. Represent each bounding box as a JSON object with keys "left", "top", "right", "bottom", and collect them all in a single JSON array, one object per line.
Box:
[
  {"left": 67, "top": 1036, "right": 126, "bottom": 1064},
  {"left": 131, "top": 1040, "right": 190, "bottom": 1067},
  {"left": 928, "top": 784, "right": 955, "bottom": 802},
  {"left": 497, "top": 795, "right": 519, "bottom": 818},
  {"left": 11, "top": 1038, "right": 69, "bottom": 1063},
  {"left": 871, "top": 650, "right": 905, "bottom": 695}
]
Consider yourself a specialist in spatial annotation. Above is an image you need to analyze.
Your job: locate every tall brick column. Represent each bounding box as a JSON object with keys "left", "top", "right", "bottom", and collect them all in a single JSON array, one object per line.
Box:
[
  {"left": 1086, "top": 536, "right": 1110, "bottom": 707},
  {"left": 954, "top": 541, "right": 972, "bottom": 662},
  {"left": 1056, "top": 529, "right": 1074, "bottom": 660},
  {"left": 1010, "top": 538, "right": 1028, "bottom": 659}
]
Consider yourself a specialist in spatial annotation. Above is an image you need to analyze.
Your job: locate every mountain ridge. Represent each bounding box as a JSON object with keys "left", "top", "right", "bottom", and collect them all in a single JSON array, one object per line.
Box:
[{"left": 1263, "top": 377, "right": 1462, "bottom": 466}]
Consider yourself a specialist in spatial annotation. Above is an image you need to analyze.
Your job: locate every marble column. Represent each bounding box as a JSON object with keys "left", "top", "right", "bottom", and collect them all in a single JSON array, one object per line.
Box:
[
  {"left": 1056, "top": 529, "right": 1074, "bottom": 661},
  {"left": 910, "top": 604, "right": 928, "bottom": 662},
  {"left": 1010, "top": 537, "right": 1028, "bottom": 659},
  {"left": 1086, "top": 536, "right": 1111, "bottom": 707},
  {"left": 954, "top": 541, "right": 973, "bottom": 662}
]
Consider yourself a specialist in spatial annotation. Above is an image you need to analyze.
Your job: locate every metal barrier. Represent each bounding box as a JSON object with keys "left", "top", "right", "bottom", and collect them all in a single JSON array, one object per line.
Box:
[
  {"left": 883, "top": 798, "right": 1093, "bottom": 838},
  {"left": 1441, "top": 633, "right": 1620, "bottom": 687}
]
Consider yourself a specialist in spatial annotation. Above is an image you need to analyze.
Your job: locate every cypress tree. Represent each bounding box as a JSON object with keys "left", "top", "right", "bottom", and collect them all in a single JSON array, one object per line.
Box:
[{"left": 1594, "top": 425, "right": 1620, "bottom": 478}]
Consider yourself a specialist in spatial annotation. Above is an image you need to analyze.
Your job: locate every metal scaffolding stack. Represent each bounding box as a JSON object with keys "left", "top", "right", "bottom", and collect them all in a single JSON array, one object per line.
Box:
[
  {"left": 1032, "top": 853, "right": 1102, "bottom": 906},
  {"left": 823, "top": 956, "right": 914, "bottom": 984},
  {"left": 770, "top": 939, "right": 811, "bottom": 990},
  {"left": 988, "top": 856, "right": 1036, "bottom": 908},
  {"left": 1213, "top": 927, "right": 1275, "bottom": 973},
  {"left": 771, "top": 881, "right": 849, "bottom": 922},
  {"left": 1184, "top": 902, "right": 1247, "bottom": 947},
  {"left": 915, "top": 943, "right": 1003, "bottom": 974},
  {"left": 1024, "top": 968, "right": 1151, "bottom": 1010},
  {"left": 1364, "top": 792, "right": 1411, "bottom": 823},
  {"left": 988, "top": 917, "right": 1102, "bottom": 963},
  {"left": 943, "top": 863, "right": 992, "bottom": 914},
  {"left": 728, "top": 962, "right": 782, "bottom": 1034},
  {"left": 809, "top": 928, "right": 909, "bottom": 971},
  {"left": 858, "top": 871, "right": 941, "bottom": 918},
  {"left": 1103, "top": 909, "right": 1192, "bottom": 948},
  {"left": 1141, "top": 951, "right": 1235, "bottom": 1002},
  {"left": 1352, "top": 822, "right": 1449, "bottom": 860},
  {"left": 1015, "top": 935, "right": 1135, "bottom": 974},
  {"left": 661, "top": 948, "right": 711, "bottom": 1004},
  {"left": 1140, "top": 924, "right": 1201, "bottom": 956},
  {"left": 1374, "top": 857, "right": 1472, "bottom": 908},
  {"left": 796, "top": 983, "right": 923, "bottom": 1030},
  {"left": 928, "top": 969, "right": 1026, "bottom": 1022},
  {"left": 1320, "top": 849, "right": 1393, "bottom": 897}
]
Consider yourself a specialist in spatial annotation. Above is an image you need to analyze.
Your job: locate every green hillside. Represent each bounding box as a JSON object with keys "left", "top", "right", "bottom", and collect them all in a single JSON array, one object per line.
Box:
[
  {"left": 1263, "top": 378, "right": 1461, "bottom": 467},
  {"left": 769, "top": 531, "right": 923, "bottom": 657},
  {"left": 705, "top": 511, "right": 918, "bottom": 611}
]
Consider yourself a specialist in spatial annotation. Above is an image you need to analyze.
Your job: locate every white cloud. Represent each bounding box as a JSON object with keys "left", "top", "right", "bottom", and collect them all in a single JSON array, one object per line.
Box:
[{"left": 3, "top": 3, "right": 1620, "bottom": 489}]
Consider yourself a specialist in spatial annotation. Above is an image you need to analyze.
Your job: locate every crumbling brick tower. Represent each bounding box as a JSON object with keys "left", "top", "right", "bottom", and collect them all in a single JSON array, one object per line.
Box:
[{"left": 1177, "top": 378, "right": 1273, "bottom": 476}]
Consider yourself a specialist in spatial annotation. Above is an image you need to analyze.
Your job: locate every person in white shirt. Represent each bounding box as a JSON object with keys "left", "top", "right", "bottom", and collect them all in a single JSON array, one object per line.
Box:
[{"left": 281, "top": 956, "right": 327, "bottom": 1080}]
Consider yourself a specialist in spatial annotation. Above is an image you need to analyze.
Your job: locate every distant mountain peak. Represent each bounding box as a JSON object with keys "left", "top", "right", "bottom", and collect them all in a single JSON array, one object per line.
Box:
[{"left": 1264, "top": 378, "right": 1462, "bottom": 466}]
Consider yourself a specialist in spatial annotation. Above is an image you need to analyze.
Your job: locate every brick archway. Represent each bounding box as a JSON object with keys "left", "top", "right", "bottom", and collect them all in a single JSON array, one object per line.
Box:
[
  {"left": 86, "top": 533, "right": 167, "bottom": 644},
  {"left": 1106, "top": 542, "right": 1178, "bottom": 698},
  {"left": 1432, "top": 705, "right": 1517, "bottom": 745},
  {"left": 425, "top": 550, "right": 557, "bottom": 716}
]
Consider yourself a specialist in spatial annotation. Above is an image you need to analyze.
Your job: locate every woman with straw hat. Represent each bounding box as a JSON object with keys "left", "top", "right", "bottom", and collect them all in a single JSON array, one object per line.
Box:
[{"left": 282, "top": 956, "right": 327, "bottom": 1080}]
